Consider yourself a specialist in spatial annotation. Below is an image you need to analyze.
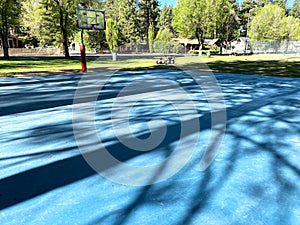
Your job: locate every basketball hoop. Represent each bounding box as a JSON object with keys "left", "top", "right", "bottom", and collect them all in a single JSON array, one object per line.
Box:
[
  {"left": 76, "top": 8, "right": 106, "bottom": 72},
  {"left": 76, "top": 8, "right": 105, "bottom": 30}
]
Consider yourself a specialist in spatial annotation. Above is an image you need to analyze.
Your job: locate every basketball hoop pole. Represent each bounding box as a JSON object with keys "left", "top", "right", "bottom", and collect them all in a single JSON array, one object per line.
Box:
[
  {"left": 80, "top": 29, "right": 87, "bottom": 73},
  {"left": 76, "top": 8, "right": 106, "bottom": 72}
]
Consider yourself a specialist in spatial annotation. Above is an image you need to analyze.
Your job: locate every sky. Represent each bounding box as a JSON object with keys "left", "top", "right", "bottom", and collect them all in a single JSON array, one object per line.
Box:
[{"left": 159, "top": 0, "right": 294, "bottom": 8}]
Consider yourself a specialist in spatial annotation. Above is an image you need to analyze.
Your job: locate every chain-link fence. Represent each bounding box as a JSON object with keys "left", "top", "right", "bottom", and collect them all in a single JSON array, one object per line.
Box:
[
  {"left": 0, "top": 47, "right": 61, "bottom": 56},
  {"left": 118, "top": 41, "right": 185, "bottom": 54},
  {"left": 251, "top": 40, "right": 300, "bottom": 54}
]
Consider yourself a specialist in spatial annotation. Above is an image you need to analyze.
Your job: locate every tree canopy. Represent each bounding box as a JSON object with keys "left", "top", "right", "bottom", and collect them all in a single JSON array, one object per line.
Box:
[
  {"left": 139, "top": 0, "right": 160, "bottom": 42},
  {"left": 172, "top": 0, "right": 207, "bottom": 49},
  {"left": 158, "top": 4, "right": 173, "bottom": 32},
  {"left": 248, "top": 4, "right": 297, "bottom": 40},
  {"left": 172, "top": 0, "right": 239, "bottom": 50}
]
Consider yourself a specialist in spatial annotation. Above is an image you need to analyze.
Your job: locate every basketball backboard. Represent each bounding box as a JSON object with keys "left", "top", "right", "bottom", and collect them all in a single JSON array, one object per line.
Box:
[{"left": 76, "top": 8, "right": 105, "bottom": 30}]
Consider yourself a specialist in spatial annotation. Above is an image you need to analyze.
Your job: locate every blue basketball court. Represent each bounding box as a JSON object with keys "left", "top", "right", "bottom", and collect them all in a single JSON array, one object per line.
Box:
[{"left": 0, "top": 70, "right": 299, "bottom": 224}]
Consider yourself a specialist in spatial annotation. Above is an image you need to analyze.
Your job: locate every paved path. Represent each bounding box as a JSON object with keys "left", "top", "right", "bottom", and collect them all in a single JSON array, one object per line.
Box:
[{"left": 0, "top": 70, "right": 299, "bottom": 225}]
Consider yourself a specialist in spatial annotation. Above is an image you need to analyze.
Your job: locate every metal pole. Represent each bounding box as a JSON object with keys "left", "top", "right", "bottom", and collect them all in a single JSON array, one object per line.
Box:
[
  {"left": 80, "top": 29, "right": 87, "bottom": 73},
  {"left": 245, "top": 9, "right": 251, "bottom": 54}
]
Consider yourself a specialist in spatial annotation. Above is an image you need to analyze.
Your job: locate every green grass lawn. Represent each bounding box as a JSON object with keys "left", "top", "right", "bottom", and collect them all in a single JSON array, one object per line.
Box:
[
  {"left": 0, "top": 58, "right": 82, "bottom": 76},
  {"left": 202, "top": 55, "right": 300, "bottom": 78},
  {"left": 0, "top": 55, "right": 300, "bottom": 78}
]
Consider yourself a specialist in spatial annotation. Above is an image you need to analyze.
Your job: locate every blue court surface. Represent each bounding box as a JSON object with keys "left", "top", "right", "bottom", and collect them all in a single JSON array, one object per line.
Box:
[{"left": 0, "top": 70, "right": 299, "bottom": 225}]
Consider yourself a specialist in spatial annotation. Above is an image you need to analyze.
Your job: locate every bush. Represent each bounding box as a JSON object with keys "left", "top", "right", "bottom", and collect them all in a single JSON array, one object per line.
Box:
[
  {"left": 189, "top": 50, "right": 199, "bottom": 55},
  {"left": 153, "top": 41, "right": 184, "bottom": 54},
  {"left": 203, "top": 49, "right": 220, "bottom": 54},
  {"left": 210, "top": 45, "right": 219, "bottom": 52},
  {"left": 189, "top": 46, "right": 220, "bottom": 55}
]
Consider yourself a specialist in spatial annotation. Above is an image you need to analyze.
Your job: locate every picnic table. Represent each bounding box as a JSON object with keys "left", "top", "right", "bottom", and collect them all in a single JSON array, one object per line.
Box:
[{"left": 155, "top": 55, "right": 175, "bottom": 64}]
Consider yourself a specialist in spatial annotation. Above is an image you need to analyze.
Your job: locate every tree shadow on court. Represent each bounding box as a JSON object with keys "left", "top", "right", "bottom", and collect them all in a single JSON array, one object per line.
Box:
[
  {"left": 90, "top": 94, "right": 300, "bottom": 225},
  {"left": 83, "top": 70, "right": 300, "bottom": 225},
  {"left": 0, "top": 69, "right": 300, "bottom": 224},
  {"left": 0, "top": 70, "right": 208, "bottom": 210},
  {"left": 206, "top": 59, "right": 300, "bottom": 78}
]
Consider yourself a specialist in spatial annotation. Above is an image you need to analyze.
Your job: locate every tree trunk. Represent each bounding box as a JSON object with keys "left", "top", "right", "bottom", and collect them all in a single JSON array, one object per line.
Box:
[
  {"left": 1, "top": 7, "right": 9, "bottom": 59},
  {"left": 225, "top": 24, "right": 229, "bottom": 51},
  {"left": 62, "top": 31, "right": 70, "bottom": 58},
  {"left": 59, "top": 9, "right": 70, "bottom": 58},
  {"left": 1, "top": 32, "right": 9, "bottom": 59},
  {"left": 63, "top": 13, "right": 70, "bottom": 58},
  {"left": 196, "top": 29, "right": 204, "bottom": 55},
  {"left": 112, "top": 52, "right": 117, "bottom": 61}
]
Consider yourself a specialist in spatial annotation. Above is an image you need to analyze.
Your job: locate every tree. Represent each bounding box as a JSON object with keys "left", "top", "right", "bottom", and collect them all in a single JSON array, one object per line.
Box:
[
  {"left": 153, "top": 27, "right": 177, "bottom": 53},
  {"left": 173, "top": 0, "right": 238, "bottom": 52},
  {"left": 138, "top": 0, "right": 160, "bottom": 43},
  {"left": 105, "top": 0, "right": 140, "bottom": 44},
  {"left": 205, "top": 0, "right": 236, "bottom": 52},
  {"left": 249, "top": 4, "right": 286, "bottom": 40},
  {"left": 282, "top": 16, "right": 300, "bottom": 40},
  {"left": 118, "top": 0, "right": 140, "bottom": 44},
  {"left": 148, "top": 23, "right": 155, "bottom": 53},
  {"left": 172, "top": 0, "right": 207, "bottom": 51},
  {"left": 224, "top": 0, "right": 240, "bottom": 48},
  {"left": 106, "top": 18, "right": 119, "bottom": 60},
  {"left": 274, "top": 0, "right": 287, "bottom": 11},
  {"left": 23, "top": 0, "right": 104, "bottom": 51},
  {"left": 105, "top": 0, "right": 119, "bottom": 21},
  {"left": 22, "top": 0, "right": 40, "bottom": 37},
  {"left": 289, "top": 0, "right": 300, "bottom": 19},
  {"left": 39, "top": 0, "right": 83, "bottom": 58},
  {"left": 22, "top": 0, "right": 54, "bottom": 47},
  {"left": 240, "top": 0, "right": 258, "bottom": 37},
  {"left": 0, "top": 0, "right": 21, "bottom": 59},
  {"left": 156, "top": 28, "right": 173, "bottom": 41},
  {"left": 255, "top": 0, "right": 271, "bottom": 8},
  {"left": 158, "top": 4, "right": 173, "bottom": 32}
]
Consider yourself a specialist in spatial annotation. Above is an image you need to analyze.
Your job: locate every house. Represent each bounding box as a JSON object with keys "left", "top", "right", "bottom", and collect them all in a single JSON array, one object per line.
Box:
[
  {"left": 230, "top": 37, "right": 252, "bottom": 55},
  {"left": 0, "top": 36, "right": 23, "bottom": 48},
  {"left": 173, "top": 38, "right": 221, "bottom": 52},
  {"left": 0, "top": 28, "right": 23, "bottom": 48}
]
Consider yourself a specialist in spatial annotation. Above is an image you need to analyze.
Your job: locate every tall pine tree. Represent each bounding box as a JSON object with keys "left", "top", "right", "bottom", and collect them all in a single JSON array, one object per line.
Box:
[
  {"left": 240, "top": 0, "right": 258, "bottom": 37},
  {"left": 289, "top": 0, "right": 300, "bottom": 18},
  {"left": 274, "top": 0, "right": 287, "bottom": 10},
  {"left": 105, "top": 0, "right": 140, "bottom": 44},
  {"left": 118, "top": 0, "right": 140, "bottom": 44},
  {"left": 158, "top": 4, "right": 173, "bottom": 32},
  {"left": 138, "top": 0, "right": 160, "bottom": 43}
]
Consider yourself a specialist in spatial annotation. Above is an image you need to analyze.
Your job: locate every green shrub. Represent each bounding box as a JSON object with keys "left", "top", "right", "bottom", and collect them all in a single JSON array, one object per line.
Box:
[
  {"left": 210, "top": 45, "right": 219, "bottom": 51},
  {"left": 189, "top": 50, "right": 199, "bottom": 54},
  {"left": 153, "top": 41, "right": 184, "bottom": 54},
  {"left": 106, "top": 19, "right": 119, "bottom": 53}
]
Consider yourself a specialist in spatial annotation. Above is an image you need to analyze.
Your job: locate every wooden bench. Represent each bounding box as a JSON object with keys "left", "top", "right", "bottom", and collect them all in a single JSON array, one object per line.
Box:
[{"left": 155, "top": 56, "right": 175, "bottom": 64}]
